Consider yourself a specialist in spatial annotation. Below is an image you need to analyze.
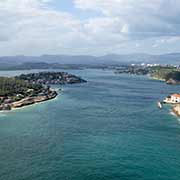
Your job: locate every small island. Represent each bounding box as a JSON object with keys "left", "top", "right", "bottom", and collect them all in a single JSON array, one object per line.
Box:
[
  {"left": 0, "top": 72, "right": 86, "bottom": 111},
  {"left": 15, "top": 72, "right": 87, "bottom": 85}
]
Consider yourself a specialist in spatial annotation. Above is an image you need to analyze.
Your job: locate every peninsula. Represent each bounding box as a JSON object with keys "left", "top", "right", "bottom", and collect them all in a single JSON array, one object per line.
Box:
[
  {"left": 0, "top": 72, "right": 86, "bottom": 111},
  {"left": 115, "top": 65, "right": 180, "bottom": 84}
]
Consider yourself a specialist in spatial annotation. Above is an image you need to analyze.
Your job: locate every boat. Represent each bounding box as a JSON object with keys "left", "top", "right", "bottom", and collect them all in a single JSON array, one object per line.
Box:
[{"left": 157, "top": 101, "right": 163, "bottom": 109}]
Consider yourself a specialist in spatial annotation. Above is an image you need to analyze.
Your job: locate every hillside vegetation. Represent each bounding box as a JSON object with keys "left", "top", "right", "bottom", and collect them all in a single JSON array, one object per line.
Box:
[
  {"left": 0, "top": 77, "right": 43, "bottom": 97},
  {"left": 115, "top": 65, "right": 180, "bottom": 84},
  {"left": 150, "top": 66, "right": 179, "bottom": 80}
]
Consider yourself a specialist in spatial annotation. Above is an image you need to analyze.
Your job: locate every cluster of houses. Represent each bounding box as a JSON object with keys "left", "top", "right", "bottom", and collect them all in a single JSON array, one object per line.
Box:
[{"left": 131, "top": 63, "right": 180, "bottom": 69}]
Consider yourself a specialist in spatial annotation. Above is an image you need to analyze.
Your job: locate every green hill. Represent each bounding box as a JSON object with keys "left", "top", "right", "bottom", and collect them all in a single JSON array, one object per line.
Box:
[{"left": 0, "top": 77, "right": 43, "bottom": 97}]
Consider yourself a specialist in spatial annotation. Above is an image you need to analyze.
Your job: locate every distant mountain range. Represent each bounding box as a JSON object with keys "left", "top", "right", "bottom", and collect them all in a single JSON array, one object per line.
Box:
[{"left": 0, "top": 53, "right": 179, "bottom": 70}]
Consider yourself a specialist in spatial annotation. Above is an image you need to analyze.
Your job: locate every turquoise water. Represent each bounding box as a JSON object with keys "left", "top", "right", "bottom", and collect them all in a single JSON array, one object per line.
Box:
[{"left": 0, "top": 69, "right": 180, "bottom": 180}]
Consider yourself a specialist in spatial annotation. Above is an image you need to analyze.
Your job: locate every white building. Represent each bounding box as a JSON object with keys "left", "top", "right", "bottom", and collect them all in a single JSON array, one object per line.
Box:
[{"left": 164, "top": 94, "right": 180, "bottom": 104}]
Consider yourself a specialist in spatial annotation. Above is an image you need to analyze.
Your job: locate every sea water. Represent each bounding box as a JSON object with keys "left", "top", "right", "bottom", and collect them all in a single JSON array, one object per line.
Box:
[{"left": 0, "top": 69, "right": 180, "bottom": 180}]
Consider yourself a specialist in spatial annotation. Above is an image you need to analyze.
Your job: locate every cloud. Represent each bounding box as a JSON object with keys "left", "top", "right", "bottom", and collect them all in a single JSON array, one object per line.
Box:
[
  {"left": 0, "top": 0, "right": 180, "bottom": 55},
  {"left": 0, "top": 0, "right": 90, "bottom": 55},
  {"left": 75, "top": 0, "right": 180, "bottom": 38},
  {"left": 152, "top": 36, "right": 180, "bottom": 48}
]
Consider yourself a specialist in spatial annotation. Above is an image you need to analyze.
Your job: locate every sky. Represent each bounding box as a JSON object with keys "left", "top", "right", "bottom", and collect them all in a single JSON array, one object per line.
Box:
[{"left": 0, "top": 0, "right": 180, "bottom": 56}]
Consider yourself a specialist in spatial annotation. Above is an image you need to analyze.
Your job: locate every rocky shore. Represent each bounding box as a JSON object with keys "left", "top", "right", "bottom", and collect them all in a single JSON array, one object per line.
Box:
[
  {"left": 0, "top": 90, "right": 57, "bottom": 111},
  {"left": 172, "top": 105, "right": 180, "bottom": 117},
  {"left": 166, "top": 78, "right": 180, "bottom": 85},
  {"left": 11, "top": 90, "right": 57, "bottom": 109}
]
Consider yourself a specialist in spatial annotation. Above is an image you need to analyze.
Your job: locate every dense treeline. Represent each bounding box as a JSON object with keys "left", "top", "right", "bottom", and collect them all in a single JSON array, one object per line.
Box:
[
  {"left": 166, "top": 71, "right": 180, "bottom": 81},
  {"left": 0, "top": 77, "right": 43, "bottom": 96},
  {"left": 114, "top": 65, "right": 180, "bottom": 84},
  {"left": 150, "top": 66, "right": 178, "bottom": 80},
  {"left": 16, "top": 72, "right": 87, "bottom": 85}
]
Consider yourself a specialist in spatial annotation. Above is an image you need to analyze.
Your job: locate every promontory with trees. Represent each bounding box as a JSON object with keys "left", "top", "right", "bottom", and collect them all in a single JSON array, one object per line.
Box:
[
  {"left": 115, "top": 65, "right": 180, "bottom": 85},
  {"left": 0, "top": 72, "right": 86, "bottom": 111}
]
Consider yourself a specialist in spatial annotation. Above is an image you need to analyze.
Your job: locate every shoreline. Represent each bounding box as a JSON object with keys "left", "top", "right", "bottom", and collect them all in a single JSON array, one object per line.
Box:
[
  {"left": 1, "top": 95, "right": 58, "bottom": 113},
  {"left": 149, "top": 76, "right": 166, "bottom": 82},
  {"left": 147, "top": 74, "right": 167, "bottom": 82},
  {"left": 172, "top": 105, "right": 180, "bottom": 117},
  {"left": 0, "top": 90, "right": 58, "bottom": 112},
  {"left": 0, "top": 71, "right": 86, "bottom": 112},
  {"left": 12, "top": 94, "right": 58, "bottom": 112}
]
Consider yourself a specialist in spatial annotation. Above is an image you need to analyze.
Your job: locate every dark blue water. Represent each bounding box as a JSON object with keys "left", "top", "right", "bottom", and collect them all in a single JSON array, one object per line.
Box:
[{"left": 0, "top": 69, "right": 180, "bottom": 180}]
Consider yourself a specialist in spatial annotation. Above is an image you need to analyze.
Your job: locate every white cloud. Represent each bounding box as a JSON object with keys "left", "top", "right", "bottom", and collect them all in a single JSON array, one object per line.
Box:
[
  {"left": 0, "top": 0, "right": 90, "bottom": 55},
  {"left": 152, "top": 36, "right": 180, "bottom": 48},
  {"left": 121, "top": 24, "right": 129, "bottom": 33},
  {"left": 0, "top": 0, "right": 180, "bottom": 55},
  {"left": 75, "top": 0, "right": 180, "bottom": 37}
]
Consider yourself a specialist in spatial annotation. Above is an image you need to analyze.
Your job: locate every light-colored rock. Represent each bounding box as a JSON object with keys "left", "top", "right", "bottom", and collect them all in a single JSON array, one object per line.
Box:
[{"left": 172, "top": 104, "right": 180, "bottom": 116}]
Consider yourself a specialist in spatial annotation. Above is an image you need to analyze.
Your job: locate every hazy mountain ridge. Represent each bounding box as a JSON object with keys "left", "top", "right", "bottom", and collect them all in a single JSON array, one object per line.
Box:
[{"left": 0, "top": 53, "right": 179, "bottom": 67}]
